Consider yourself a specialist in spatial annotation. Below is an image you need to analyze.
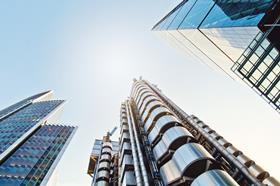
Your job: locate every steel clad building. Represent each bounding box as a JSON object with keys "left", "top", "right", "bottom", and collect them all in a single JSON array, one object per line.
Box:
[{"left": 88, "top": 79, "right": 279, "bottom": 186}]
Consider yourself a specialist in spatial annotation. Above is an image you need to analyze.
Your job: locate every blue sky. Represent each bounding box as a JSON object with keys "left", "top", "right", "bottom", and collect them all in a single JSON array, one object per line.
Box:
[{"left": 0, "top": 1, "right": 280, "bottom": 185}]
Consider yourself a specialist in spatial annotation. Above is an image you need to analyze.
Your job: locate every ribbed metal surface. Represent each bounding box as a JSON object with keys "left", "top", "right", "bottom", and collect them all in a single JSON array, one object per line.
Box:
[
  {"left": 95, "top": 180, "right": 109, "bottom": 186},
  {"left": 144, "top": 107, "right": 172, "bottom": 132},
  {"left": 138, "top": 94, "right": 157, "bottom": 111},
  {"left": 141, "top": 79, "right": 280, "bottom": 185},
  {"left": 160, "top": 142, "right": 221, "bottom": 185},
  {"left": 189, "top": 115, "right": 275, "bottom": 185},
  {"left": 148, "top": 115, "right": 181, "bottom": 145},
  {"left": 90, "top": 79, "right": 279, "bottom": 186},
  {"left": 153, "top": 126, "right": 195, "bottom": 163},
  {"left": 98, "top": 162, "right": 110, "bottom": 171},
  {"left": 141, "top": 100, "right": 163, "bottom": 121},
  {"left": 130, "top": 80, "right": 241, "bottom": 186},
  {"left": 191, "top": 169, "right": 239, "bottom": 186},
  {"left": 139, "top": 96, "right": 159, "bottom": 114},
  {"left": 101, "top": 147, "right": 111, "bottom": 155},
  {"left": 97, "top": 170, "right": 110, "bottom": 179}
]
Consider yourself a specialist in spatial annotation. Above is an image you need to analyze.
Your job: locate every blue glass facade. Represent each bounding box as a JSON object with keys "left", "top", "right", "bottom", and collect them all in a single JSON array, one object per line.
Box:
[
  {"left": 153, "top": 0, "right": 274, "bottom": 30},
  {"left": 0, "top": 91, "right": 52, "bottom": 120},
  {"left": 0, "top": 92, "right": 76, "bottom": 185},
  {"left": 179, "top": 0, "right": 215, "bottom": 29},
  {"left": 153, "top": 0, "right": 280, "bottom": 113},
  {"left": 153, "top": 0, "right": 274, "bottom": 61},
  {"left": 200, "top": 1, "right": 274, "bottom": 28},
  {"left": 0, "top": 125, "right": 75, "bottom": 186},
  {"left": 0, "top": 100, "right": 64, "bottom": 155}
]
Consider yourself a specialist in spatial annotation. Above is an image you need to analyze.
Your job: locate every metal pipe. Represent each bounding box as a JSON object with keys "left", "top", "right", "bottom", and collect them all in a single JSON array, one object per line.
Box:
[
  {"left": 128, "top": 101, "right": 150, "bottom": 186},
  {"left": 92, "top": 143, "right": 107, "bottom": 185},
  {"left": 125, "top": 102, "right": 143, "bottom": 186},
  {"left": 143, "top": 80, "right": 262, "bottom": 185},
  {"left": 187, "top": 116, "right": 262, "bottom": 185}
]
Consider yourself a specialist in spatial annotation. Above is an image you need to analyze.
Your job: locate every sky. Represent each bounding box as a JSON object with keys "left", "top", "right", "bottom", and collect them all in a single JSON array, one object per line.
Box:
[{"left": 0, "top": 1, "right": 279, "bottom": 185}]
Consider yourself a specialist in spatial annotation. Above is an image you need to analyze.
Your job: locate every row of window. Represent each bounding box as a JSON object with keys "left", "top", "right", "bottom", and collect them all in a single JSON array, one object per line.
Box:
[
  {"left": 233, "top": 32, "right": 280, "bottom": 109},
  {"left": 0, "top": 101, "right": 63, "bottom": 154},
  {"left": 154, "top": 0, "right": 273, "bottom": 30},
  {"left": 0, "top": 125, "right": 74, "bottom": 185}
]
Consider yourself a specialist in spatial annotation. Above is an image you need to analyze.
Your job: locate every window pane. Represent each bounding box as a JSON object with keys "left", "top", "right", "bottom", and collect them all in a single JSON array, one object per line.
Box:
[
  {"left": 161, "top": 7, "right": 182, "bottom": 30},
  {"left": 168, "top": 0, "right": 197, "bottom": 29},
  {"left": 200, "top": 1, "right": 274, "bottom": 28},
  {"left": 179, "top": 0, "right": 215, "bottom": 29}
]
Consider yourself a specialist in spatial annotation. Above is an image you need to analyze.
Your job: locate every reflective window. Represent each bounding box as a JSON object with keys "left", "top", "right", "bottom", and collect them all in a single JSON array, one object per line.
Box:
[
  {"left": 0, "top": 91, "right": 50, "bottom": 120},
  {"left": 161, "top": 5, "right": 182, "bottom": 30},
  {"left": 233, "top": 31, "right": 280, "bottom": 110},
  {"left": 0, "top": 101, "right": 63, "bottom": 155},
  {"left": 179, "top": 0, "right": 215, "bottom": 29},
  {"left": 153, "top": 1, "right": 187, "bottom": 30},
  {"left": 153, "top": 17, "right": 167, "bottom": 30},
  {"left": 0, "top": 125, "right": 75, "bottom": 185},
  {"left": 168, "top": 0, "right": 196, "bottom": 30},
  {"left": 201, "top": 1, "right": 274, "bottom": 28}
]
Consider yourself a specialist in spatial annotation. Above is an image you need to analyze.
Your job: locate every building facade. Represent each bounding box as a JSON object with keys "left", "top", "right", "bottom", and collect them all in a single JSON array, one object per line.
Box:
[
  {"left": 152, "top": 0, "right": 280, "bottom": 112},
  {"left": 87, "top": 134, "right": 119, "bottom": 186},
  {"left": 0, "top": 91, "right": 76, "bottom": 185},
  {"left": 88, "top": 79, "right": 279, "bottom": 186}
]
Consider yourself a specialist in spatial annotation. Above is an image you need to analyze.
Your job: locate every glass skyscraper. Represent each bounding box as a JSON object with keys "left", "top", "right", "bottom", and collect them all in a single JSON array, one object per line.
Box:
[
  {"left": 152, "top": 0, "right": 280, "bottom": 112},
  {"left": 87, "top": 79, "right": 279, "bottom": 186},
  {"left": 0, "top": 91, "right": 76, "bottom": 185}
]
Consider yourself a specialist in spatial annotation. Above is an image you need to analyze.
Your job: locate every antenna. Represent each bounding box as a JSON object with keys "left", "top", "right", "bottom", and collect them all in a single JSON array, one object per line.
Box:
[{"left": 108, "top": 126, "right": 117, "bottom": 137}]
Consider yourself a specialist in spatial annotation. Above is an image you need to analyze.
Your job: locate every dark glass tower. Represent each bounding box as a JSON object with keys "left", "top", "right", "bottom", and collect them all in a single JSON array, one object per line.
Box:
[
  {"left": 88, "top": 79, "right": 279, "bottom": 186},
  {"left": 152, "top": 0, "right": 280, "bottom": 112},
  {"left": 0, "top": 91, "right": 76, "bottom": 185}
]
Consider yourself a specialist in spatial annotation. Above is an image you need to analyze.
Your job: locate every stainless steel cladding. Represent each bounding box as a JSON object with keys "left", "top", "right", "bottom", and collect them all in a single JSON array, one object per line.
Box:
[
  {"left": 94, "top": 142, "right": 113, "bottom": 184},
  {"left": 118, "top": 103, "right": 138, "bottom": 186},
  {"left": 159, "top": 143, "right": 222, "bottom": 185},
  {"left": 153, "top": 126, "right": 195, "bottom": 166},
  {"left": 122, "top": 171, "right": 137, "bottom": 186},
  {"left": 94, "top": 180, "right": 109, "bottom": 186},
  {"left": 90, "top": 79, "right": 279, "bottom": 186},
  {"left": 188, "top": 115, "right": 278, "bottom": 185},
  {"left": 134, "top": 79, "right": 279, "bottom": 186},
  {"left": 96, "top": 170, "right": 110, "bottom": 180},
  {"left": 129, "top": 80, "right": 239, "bottom": 186},
  {"left": 148, "top": 115, "right": 182, "bottom": 146},
  {"left": 191, "top": 170, "right": 239, "bottom": 186}
]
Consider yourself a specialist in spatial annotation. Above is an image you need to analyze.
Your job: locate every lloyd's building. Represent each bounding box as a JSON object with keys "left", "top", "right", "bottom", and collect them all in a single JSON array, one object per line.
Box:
[
  {"left": 87, "top": 79, "right": 279, "bottom": 186},
  {"left": 152, "top": 0, "right": 280, "bottom": 113}
]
